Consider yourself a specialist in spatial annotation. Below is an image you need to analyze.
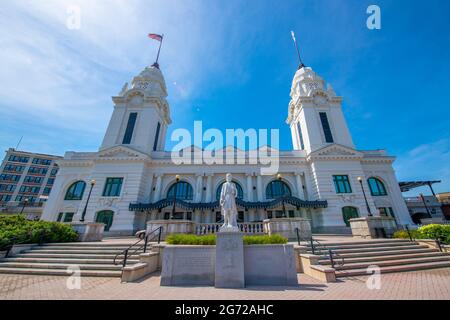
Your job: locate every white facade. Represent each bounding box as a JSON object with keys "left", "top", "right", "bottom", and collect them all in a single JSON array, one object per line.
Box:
[{"left": 41, "top": 64, "right": 413, "bottom": 235}]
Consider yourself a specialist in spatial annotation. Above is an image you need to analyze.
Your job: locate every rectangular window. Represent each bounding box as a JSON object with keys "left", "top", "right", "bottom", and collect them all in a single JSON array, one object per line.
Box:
[
  {"left": 333, "top": 175, "right": 352, "bottom": 194},
  {"left": 319, "top": 112, "right": 334, "bottom": 143},
  {"left": 0, "top": 184, "right": 15, "bottom": 192},
  {"left": 122, "top": 113, "right": 138, "bottom": 144},
  {"left": 63, "top": 213, "right": 74, "bottom": 223},
  {"left": 296, "top": 122, "right": 305, "bottom": 150},
  {"left": 153, "top": 122, "right": 161, "bottom": 151},
  {"left": 102, "top": 178, "right": 123, "bottom": 197},
  {"left": 57, "top": 212, "right": 64, "bottom": 222},
  {"left": 8, "top": 155, "right": 29, "bottom": 163}
]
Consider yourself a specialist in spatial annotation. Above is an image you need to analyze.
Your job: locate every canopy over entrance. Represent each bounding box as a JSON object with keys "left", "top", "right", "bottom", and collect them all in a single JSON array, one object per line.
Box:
[{"left": 129, "top": 196, "right": 328, "bottom": 212}]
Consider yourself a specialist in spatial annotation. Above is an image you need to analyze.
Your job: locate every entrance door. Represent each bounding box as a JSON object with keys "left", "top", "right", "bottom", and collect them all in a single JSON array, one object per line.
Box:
[
  {"left": 96, "top": 210, "right": 114, "bottom": 231},
  {"left": 342, "top": 206, "right": 359, "bottom": 227}
]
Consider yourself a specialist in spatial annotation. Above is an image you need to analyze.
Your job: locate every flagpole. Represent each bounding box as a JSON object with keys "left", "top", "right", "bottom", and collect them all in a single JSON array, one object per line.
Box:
[
  {"left": 291, "top": 31, "right": 305, "bottom": 69},
  {"left": 154, "top": 34, "right": 164, "bottom": 67}
]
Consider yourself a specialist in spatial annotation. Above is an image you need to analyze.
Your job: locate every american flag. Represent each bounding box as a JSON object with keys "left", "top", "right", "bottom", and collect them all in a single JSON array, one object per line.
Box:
[{"left": 148, "top": 33, "right": 163, "bottom": 42}]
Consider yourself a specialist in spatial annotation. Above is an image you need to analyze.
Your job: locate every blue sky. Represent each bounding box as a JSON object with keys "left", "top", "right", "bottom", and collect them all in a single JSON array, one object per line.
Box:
[{"left": 0, "top": 0, "right": 449, "bottom": 196}]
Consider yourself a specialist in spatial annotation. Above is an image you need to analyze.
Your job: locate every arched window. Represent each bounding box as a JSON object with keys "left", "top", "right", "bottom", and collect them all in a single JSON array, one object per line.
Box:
[
  {"left": 342, "top": 206, "right": 359, "bottom": 227},
  {"left": 216, "top": 181, "right": 244, "bottom": 200},
  {"left": 64, "top": 181, "right": 86, "bottom": 200},
  {"left": 266, "top": 180, "right": 291, "bottom": 199},
  {"left": 167, "top": 181, "right": 193, "bottom": 200},
  {"left": 368, "top": 177, "right": 387, "bottom": 196}
]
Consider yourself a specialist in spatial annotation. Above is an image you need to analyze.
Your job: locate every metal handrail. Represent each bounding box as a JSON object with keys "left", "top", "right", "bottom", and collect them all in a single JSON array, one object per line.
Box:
[
  {"left": 295, "top": 228, "right": 344, "bottom": 268},
  {"left": 113, "top": 226, "right": 163, "bottom": 268}
]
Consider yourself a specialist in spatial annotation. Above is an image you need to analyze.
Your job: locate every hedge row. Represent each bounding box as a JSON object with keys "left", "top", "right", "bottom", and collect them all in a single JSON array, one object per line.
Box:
[
  {"left": 393, "top": 224, "right": 450, "bottom": 244},
  {"left": 0, "top": 215, "right": 78, "bottom": 251},
  {"left": 166, "top": 233, "right": 288, "bottom": 246}
]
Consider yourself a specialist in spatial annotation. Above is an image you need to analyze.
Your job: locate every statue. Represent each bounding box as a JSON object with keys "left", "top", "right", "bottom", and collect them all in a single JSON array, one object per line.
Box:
[{"left": 219, "top": 173, "right": 240, "bottom": 232}]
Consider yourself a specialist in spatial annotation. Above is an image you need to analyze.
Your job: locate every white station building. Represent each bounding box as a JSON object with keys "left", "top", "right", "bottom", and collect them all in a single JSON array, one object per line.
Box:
[{"left": 41, "top": 62, "right": 413, "bottom": 235}]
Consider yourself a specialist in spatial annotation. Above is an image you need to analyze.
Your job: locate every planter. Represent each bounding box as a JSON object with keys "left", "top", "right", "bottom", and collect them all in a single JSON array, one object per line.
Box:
[
  {"left": 146, "top": 220, "right": 195, "bottom": 240},
  {"left": 71, "top": 222, "right": 105, "bottom": 242},
  {"left": 263, "top": 218, "right": 311, "bottom": 240},
  {"left": 349, "top": 216, "right": 397, "bottom": 239},
  {"left": 160, "top": 243, "right": 297, "bottom": 287}
]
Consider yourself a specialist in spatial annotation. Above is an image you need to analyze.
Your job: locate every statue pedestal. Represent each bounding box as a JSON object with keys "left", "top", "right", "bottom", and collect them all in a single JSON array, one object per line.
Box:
[{"left": 215, "top": 232, "right": 245, "bottom": 288}]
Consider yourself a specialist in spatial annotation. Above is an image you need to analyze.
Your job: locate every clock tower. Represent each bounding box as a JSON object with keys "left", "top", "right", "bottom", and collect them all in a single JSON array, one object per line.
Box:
[
  {"left": 286, "top": 67, "right": 354, "bottom": 153},
  {"left": 100, "top": 65, "right": 172, "bottom": 155}
]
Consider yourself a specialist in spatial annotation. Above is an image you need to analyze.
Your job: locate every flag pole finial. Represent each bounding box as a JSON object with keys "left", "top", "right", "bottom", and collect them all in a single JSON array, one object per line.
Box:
[{"left": 291, "top": 31, "right": 305, "bottom": 69}]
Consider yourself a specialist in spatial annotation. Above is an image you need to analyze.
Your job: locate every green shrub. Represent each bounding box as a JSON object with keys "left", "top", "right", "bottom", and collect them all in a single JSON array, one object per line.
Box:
[
  {"left": 0, "top": 215, "right": 78, "bottom": 251},
  {"left": 165, "top": 233, "right": 288, "bottom": 246},
  {"left": 243, "top": 234, "right": 288, "bottom": 245},
  {"left": 393, "top": 229, "right": 421, "bottom": 240},
  {"left": 393, "top": 224, "right": 450, "bottom": 245},
  {"left": 418, "top": 224, "right": 450, "bottom": 244},
  {"left": 166, "top": 234, "right": 216, "bottom": 245}
]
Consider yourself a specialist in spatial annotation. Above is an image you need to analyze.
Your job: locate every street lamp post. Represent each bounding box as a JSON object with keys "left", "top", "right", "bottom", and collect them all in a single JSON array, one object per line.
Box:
[
  {"left": 277, "top": 174, "right": 287, "bottom": 218},
  {"left": 419, "top": 193, "right": 432, "bottom": 218},
  {"left": 80, "top": 180, "right": 96, "bottom": 222},
  {"left": 358, "top": 177, "right": 373, "bottom": 217},
  {"left": 20, "top": 198, "right": 29, "bottom": 215},
  {"left": 171, "top": 175, "right": 181, "bottom": 220}
]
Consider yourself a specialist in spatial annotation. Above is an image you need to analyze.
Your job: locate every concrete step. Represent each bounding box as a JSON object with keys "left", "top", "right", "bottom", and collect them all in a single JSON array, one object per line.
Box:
[
  {"left": 22, "top": 249, "right": 144, "bottom": 254},
  {"left": 320, "top": 252, "right": 448, "bottom": 265},
  {"left": 309, "top": 244, "right": 429, "bottom": 255},
  {"left": 37, "top": 245, "right": 141, "bottom": 250},
  {"left": 16, "top": 253, "right": 141, "bottom": 259},
  {"left": 1, "top": 257, "right": 139, "bottom": 265},
  {"left": 318, "top": 248, "right": 438, "bottom": 259},
  {"left": 0, "top": 262, "right": 123, "bottom": 271},
  {"left": 303, "top": 239, "right": 411, "bottom": 247},
  {"left": 306, "top": 241, "right": 418, "bottom": 251},
  {"left": 334, "top": 255, "right": 450, "bottom": 271},
  {"left": 0, "top": 267, "right": 122, "bottom": 277},
  {"left": 336, "top": 260, "right": 450, "bottom": 277},
  {"left": 41, "top": 242, "right": 139, "bottom": 247}
]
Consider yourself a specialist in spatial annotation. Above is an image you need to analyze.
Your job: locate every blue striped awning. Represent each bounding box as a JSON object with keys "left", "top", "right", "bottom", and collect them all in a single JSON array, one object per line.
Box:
[{"left": 129, "top": 196, "right": 327, "bottom": 212}]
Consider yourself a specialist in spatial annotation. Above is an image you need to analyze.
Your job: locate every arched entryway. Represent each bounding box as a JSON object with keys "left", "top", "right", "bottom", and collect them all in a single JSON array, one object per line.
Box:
[
  {"left": 95, "top": 210, "right": 114, "bottom": 231},
  {"left": 342, "top": 206, "right": 359, "bottom": 227}
]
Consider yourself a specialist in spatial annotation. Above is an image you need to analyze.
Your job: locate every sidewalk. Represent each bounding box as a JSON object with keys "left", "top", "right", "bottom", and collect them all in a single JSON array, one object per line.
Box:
[{"left": 1, "top": 268, "right": 449, "bottom": 300}]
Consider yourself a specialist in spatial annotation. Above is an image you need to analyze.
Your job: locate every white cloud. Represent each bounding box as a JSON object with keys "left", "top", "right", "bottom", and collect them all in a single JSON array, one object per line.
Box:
[{"left": 0, "top": 0, "right": 253, "bottom": 153}]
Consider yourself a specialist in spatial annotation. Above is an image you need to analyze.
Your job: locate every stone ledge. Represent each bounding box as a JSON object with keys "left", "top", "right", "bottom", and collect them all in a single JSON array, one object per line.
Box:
[
  {"left": 121, "top": 252, "right": 160, "bottom": 283},
  {"left": 310, "top": 265, "right": 337, "bottom": 283}
]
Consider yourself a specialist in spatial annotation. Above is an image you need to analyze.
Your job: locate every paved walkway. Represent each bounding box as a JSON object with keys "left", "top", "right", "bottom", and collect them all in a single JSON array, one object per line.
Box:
[{"left": 1, "top": 268, "right": 449, "bottom": 300}]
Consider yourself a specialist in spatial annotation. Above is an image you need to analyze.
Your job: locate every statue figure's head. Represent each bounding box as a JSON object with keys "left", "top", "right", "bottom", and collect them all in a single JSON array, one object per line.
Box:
[{"left": 226, "top": 173, "right": 232, "bottom": 182}]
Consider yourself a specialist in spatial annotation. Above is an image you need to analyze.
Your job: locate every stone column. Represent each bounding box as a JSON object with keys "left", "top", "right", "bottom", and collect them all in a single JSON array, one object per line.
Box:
[
  {"left": 195, "top": 174, "right": 203, "bottom": 202},
  {"left": 205, "top": 174, "right": 213, "bottom": 203},
  {"left": 147, "top": 174, "right": 154, "bottom": 203},
  {"left": 295, "top": 172, "right": 305, "bottom": 199},
  {"left": 153, "top": 174, "right": 163, "bottom": 202},
  {"left": 246, "top": 173, "right": 253, "bottom": 202},
  {"left": 256, "top": 175, "right": 263, "bottom": 201}
]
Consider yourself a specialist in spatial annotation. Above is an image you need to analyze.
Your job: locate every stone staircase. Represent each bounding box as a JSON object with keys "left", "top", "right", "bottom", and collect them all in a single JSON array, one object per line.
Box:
[
  {"left": 307, "top": 239, "right": 450, "bottom": 277},
  {"left": 0, "top": 242, "right": 143, "bottom": 277}
]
